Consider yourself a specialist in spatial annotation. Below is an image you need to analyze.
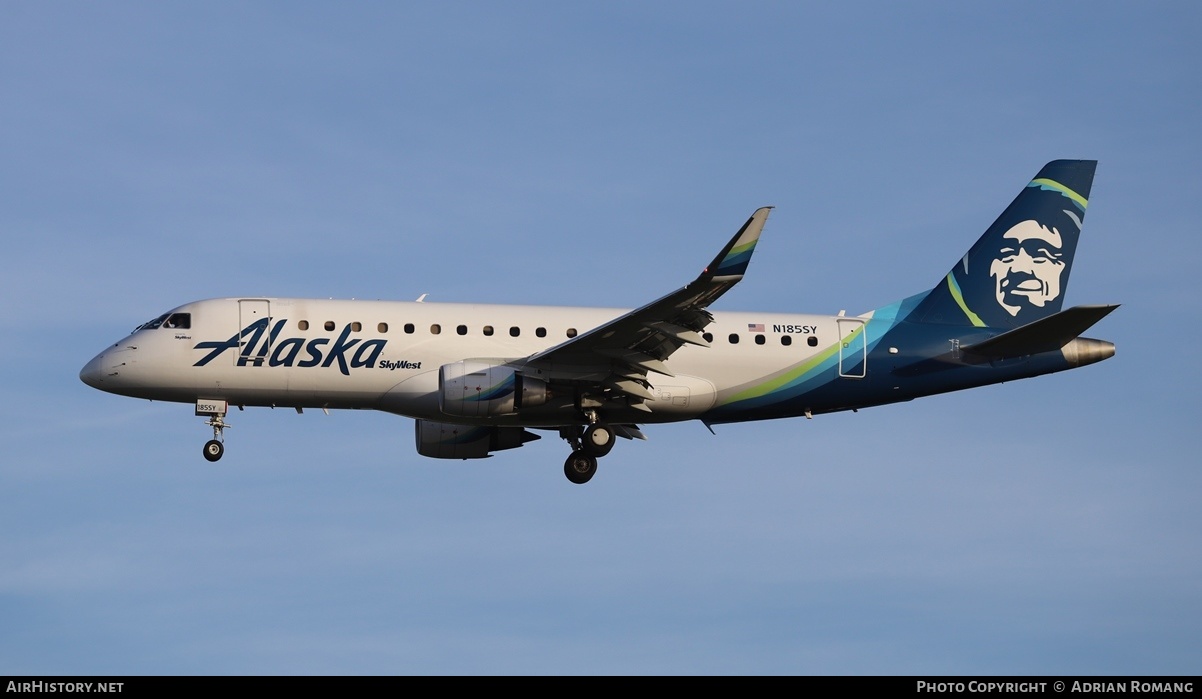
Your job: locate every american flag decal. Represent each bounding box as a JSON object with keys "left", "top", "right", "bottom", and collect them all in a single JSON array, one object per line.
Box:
[{"left": 748, "top": 323, "right": 765, "bottom": 332}]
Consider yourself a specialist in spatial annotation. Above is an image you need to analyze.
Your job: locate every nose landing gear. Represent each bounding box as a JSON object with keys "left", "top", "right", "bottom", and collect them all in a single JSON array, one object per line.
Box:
[
  {"left": 197, "top": 399, "right": 230, "bottom": 462},
  {"left": 202, "top": 414, "right": 229, "bottom": 462}
]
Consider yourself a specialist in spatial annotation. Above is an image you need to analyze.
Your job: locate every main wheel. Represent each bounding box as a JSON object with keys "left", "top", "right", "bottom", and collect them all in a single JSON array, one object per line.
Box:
[
  {"left": 203, "top": 439, "right": 224, "bottom": 462},
  {"left": 582, "top": 423, "right": 615, "bottom": 457},
  {"left": 564, "top": 450, "right": 597, "bottom": 484}
]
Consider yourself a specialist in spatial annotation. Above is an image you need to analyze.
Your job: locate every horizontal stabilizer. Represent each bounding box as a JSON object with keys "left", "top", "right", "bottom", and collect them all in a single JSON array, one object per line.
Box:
[{"left": 962, "top": 304, "right": 1119, "bottom": 359}]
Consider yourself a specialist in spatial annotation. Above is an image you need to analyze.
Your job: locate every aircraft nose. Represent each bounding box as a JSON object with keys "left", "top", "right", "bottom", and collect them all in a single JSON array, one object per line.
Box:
[
  {"left": 81, "top": 342, "right": 141, "bottom": 393},
  {"left": 80, "top": 351, "right": 108, "bottom": 389}
]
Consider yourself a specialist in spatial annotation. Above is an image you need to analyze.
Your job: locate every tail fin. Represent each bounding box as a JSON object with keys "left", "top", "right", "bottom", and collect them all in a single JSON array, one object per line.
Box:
[{"left": 911, "top": 160, "right": 1097, "bottom": 329}]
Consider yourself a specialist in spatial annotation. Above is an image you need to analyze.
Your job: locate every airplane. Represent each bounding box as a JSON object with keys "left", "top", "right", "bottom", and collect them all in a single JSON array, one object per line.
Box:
[{"left": 80, "top": 160, "right": 1117, "bottom": 484}]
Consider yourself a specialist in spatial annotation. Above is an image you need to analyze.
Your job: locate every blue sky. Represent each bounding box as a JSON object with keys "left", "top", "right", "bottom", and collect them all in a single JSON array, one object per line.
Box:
[{"left": 2, "top": 1, "right": 1199, "bottom": 675}]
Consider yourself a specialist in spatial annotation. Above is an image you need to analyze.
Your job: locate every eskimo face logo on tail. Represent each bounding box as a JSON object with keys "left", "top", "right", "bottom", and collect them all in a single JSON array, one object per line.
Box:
[
  {"left": 989, "top": 219, "right": 1067, "bottom": 317},
  {"left": 193, "top": 318, "right": 387, "bottom": 375},
  {"left": 942, "top": 174, "right": 1089, "bottom": 329}
]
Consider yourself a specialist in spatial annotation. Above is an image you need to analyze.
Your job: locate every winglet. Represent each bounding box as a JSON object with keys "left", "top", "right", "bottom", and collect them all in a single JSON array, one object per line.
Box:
[{"left": 703, "top": 206, "right": 772, "bottom": 281}]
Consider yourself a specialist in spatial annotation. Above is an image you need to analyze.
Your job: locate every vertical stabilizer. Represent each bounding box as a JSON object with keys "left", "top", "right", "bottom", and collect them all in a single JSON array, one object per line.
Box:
[{"left": 911, "top": 160, "right": 1097, "bottom": 329}]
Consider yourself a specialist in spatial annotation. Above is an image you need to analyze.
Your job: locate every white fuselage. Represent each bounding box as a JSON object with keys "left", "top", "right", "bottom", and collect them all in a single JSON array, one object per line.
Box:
[{"left": 80, "top": 296, "right": 847, "bottom": 426}]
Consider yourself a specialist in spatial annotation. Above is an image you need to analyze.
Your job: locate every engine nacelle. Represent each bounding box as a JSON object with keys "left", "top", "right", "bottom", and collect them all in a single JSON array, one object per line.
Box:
[
  {"left": 439, "top": 360, "right": 549, "bottom": 418},
  {"left": 414, "top": 419, "right": 540, "bottom": 459}
]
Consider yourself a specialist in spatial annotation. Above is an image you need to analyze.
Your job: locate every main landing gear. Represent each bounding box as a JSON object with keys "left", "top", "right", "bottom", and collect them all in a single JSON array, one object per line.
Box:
[{"left": 561, "top": 418, "right": 617, "bottom": 485}]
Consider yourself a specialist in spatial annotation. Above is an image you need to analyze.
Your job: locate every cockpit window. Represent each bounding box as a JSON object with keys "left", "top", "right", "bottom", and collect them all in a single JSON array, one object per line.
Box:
[
  {"left": 164, "top": 313, "right": 191, "bottom": 329},
  {"left": 136, "top": 313, "right": 170, "bottom": 331},
  {"left": 135, "top": 312, "right": 191, "bottom": 332}
]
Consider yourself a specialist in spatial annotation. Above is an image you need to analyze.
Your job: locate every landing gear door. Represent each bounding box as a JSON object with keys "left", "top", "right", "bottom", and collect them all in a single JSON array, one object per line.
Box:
[
  {"left": 237, "top": 299, "right": 272, "bottom": 366},
  {"left": 838, "top": 318, "right": 867, "bottom": 379}
]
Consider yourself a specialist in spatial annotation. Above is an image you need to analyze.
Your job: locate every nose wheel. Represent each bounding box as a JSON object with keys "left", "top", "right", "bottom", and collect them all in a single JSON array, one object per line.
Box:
[
  {"left": 201, "top": 413, "right": 230, "bottom": 462},
  {"left": 203, "top": 439, "right": 224, "bottom": 462}
]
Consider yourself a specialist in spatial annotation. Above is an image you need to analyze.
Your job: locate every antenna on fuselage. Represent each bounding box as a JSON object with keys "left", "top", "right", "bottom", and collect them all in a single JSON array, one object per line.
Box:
[{"left": 416, "top": 294, "right": 428, "bottom": 303}]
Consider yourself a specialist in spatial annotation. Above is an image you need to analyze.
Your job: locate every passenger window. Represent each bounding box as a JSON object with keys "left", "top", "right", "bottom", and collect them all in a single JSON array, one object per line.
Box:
[
  {"left": 431, "top": 324, "right": 441, "bottom": 335},
  {"left": 404, "top": 323, "right": 415, "bottom": 334},
  {"left": 729, "top": 334, "right": 740, "bottom": 344},
  {"left": 754, "top": 334, "right": 765, "bottom": 345},
  {"left": 536, "top": 327, "right": 547, "bottom": 338},
  {"left": 378, "top": 322, "right": 388, "bottom": 333},
  {"left": 298, "top": 320, "right": 309, "bottom": 331},
  {"left": 324, "top": 321, "right": 335, "bottom": 331},
  {"left": 456, "top": 325, "right": 467, "bottom": 335},
  {"left": 351, "top": 322, "right": 362, "bottom": 332},
  {"left": 509, "top": 326, "right": 520, "bottom": 337},
  {"left": 164, "top": 313, "right": 191, "bottom": 329},
  {"left": 781, "top": 335, "right": 792, "bottom": 346},
  {"left": 566, "top": 328, "right": 577, "bottom": 338},
  {"left": 483, "top": 325, "right": 494, "bottom": 336},
  {"left": 703, "top": 332, "right": 713, "bottom": 343},
  {"left": 808, "top": 336, "right": 818, "bottom": 347}
]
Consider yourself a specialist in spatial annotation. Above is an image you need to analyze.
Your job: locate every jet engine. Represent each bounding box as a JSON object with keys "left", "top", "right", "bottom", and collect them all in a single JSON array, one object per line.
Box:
[
  {"left": 414, "top": 419, "right": 540, "bottom": 459},
  {"left": 439, "top": 360, "right": 549, "bottom": 417}
]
